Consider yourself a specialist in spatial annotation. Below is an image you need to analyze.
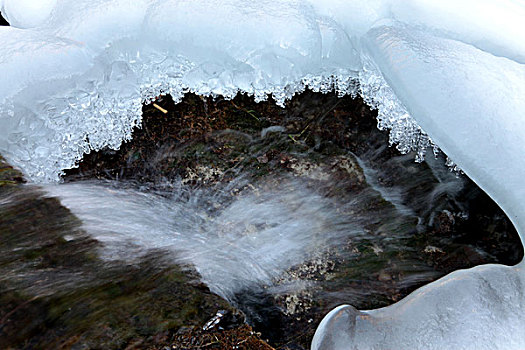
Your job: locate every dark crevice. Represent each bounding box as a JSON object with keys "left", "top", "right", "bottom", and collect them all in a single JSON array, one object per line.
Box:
[{"left": 0, "top": 12, "right": 9, "bottom": 26}]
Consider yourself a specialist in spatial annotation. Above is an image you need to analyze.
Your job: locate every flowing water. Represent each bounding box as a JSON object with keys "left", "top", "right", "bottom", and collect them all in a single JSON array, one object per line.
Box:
[
  {"left": 1, "top": 92, "right": 522, "bottom": 349},
  {"left": 43, "top": 177, "right": 363, "bottom": 301}
]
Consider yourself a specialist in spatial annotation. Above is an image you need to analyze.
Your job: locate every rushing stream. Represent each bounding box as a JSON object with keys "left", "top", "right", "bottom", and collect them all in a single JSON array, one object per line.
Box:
[{"left": 1, "top": 92, "right": 522, "bottom": 349}]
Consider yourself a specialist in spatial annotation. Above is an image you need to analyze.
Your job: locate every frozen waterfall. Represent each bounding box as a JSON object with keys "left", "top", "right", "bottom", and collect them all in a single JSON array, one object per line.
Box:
[{"left": 1, "top": 1, "right": 525, "bottom": 349}]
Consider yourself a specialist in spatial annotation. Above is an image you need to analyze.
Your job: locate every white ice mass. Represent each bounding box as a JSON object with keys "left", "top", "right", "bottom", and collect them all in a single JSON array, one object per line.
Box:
[{"left": 1, "top": 1, "right": 525, "bottom": 349}]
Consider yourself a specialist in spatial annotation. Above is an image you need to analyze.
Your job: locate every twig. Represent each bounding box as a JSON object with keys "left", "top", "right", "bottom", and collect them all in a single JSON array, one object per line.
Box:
[
  {"left": 0, "top": 296, "right": 38, "bottom": 326},
  {"left": 288, "top": 124, "right": 310, "bottom": 143},
  {"left": 231, "top": 101, "right": 260, "bottom": 122},
  {"left": 153, "top": 103, "right": 168, "bottom": 114}
]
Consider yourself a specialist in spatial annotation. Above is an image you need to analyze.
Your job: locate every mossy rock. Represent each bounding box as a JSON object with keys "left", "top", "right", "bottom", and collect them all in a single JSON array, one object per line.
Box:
[{"left": 0, "top": 156, "right": 248, "bottom": 350}]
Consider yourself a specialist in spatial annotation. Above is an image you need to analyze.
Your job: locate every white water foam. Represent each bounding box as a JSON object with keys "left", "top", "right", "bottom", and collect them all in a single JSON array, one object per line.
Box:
[{"left": 44, "top": 179, "right": 363, "bottom": 301}]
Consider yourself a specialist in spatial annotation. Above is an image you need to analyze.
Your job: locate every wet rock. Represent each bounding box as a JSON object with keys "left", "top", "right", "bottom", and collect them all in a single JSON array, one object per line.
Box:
[
  {"left": 0, "top": 157, "right": 260, "bottom": 350},
  {"left": 0, "top": 154, "right": 24, "bottom": 186},
  {"left": 202, "top": 309, "right": 245, "bottom": 331}
]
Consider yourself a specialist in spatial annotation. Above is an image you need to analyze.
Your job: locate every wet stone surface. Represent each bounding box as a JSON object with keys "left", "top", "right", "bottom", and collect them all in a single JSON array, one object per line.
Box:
[
  {"left": 0, "top": 157, "right": 268, "bottom": 349},
  {"left": 0, "top": 91, "right": 522, "bottom": 349}
]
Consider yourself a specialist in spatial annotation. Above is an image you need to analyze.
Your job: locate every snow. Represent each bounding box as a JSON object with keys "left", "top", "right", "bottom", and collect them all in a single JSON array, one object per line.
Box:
[{"left": 0, "top": 1, "right": 524, "bottom": 349}]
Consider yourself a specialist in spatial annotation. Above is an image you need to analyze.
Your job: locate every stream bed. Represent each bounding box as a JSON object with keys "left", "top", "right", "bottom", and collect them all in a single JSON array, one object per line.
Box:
[{"left": 1, "top": 91, "right": 522, "bottom": 349}]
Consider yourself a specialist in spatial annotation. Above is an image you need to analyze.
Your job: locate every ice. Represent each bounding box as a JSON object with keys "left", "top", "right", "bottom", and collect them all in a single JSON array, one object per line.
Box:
[
  {"left": 3, "top": 0, "right": 523, "bottom": 183},
  {"left": 313, "top": 264, "right": 525, "bottom": 350},
  {"left": 312, "top": 23, "right": 525, "bottom": 350},
  {"left": 0, "top": 0, "right": 361, "bottom": 181},
  {"left": 390, "top": 0, "right": 525, "bottom": 64},
  {"left": 1, "top": 0, "right": 57, "bottom": 28},
  {"left": 362, "top": 25, "right": 525, "bottom": 239},
  {"left": 1, "top": 1, "right": 525, "bottom": 349}
]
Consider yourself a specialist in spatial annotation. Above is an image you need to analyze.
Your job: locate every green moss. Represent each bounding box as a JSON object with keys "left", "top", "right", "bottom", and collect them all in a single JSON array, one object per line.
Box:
[
  {"left": 0, "top": 159, "right": 236, "bottom": 349},
  {"left": 1, "top": 262, "right": 235, "bottom": 349}
]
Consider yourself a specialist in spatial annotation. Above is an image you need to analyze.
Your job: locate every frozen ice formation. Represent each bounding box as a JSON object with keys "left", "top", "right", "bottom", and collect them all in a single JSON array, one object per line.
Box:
[
  {"left": 313, "top": 264, "right": 525, "bottom": 350},
  {"left": 1, "top": 0, "right": 57, "bottom": 28},
  {"left": 1, "top": 1, "right": 525, "bottom": 349},
  {"left": 313, "top": 22, "right": 525, "bottom": 350}
]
